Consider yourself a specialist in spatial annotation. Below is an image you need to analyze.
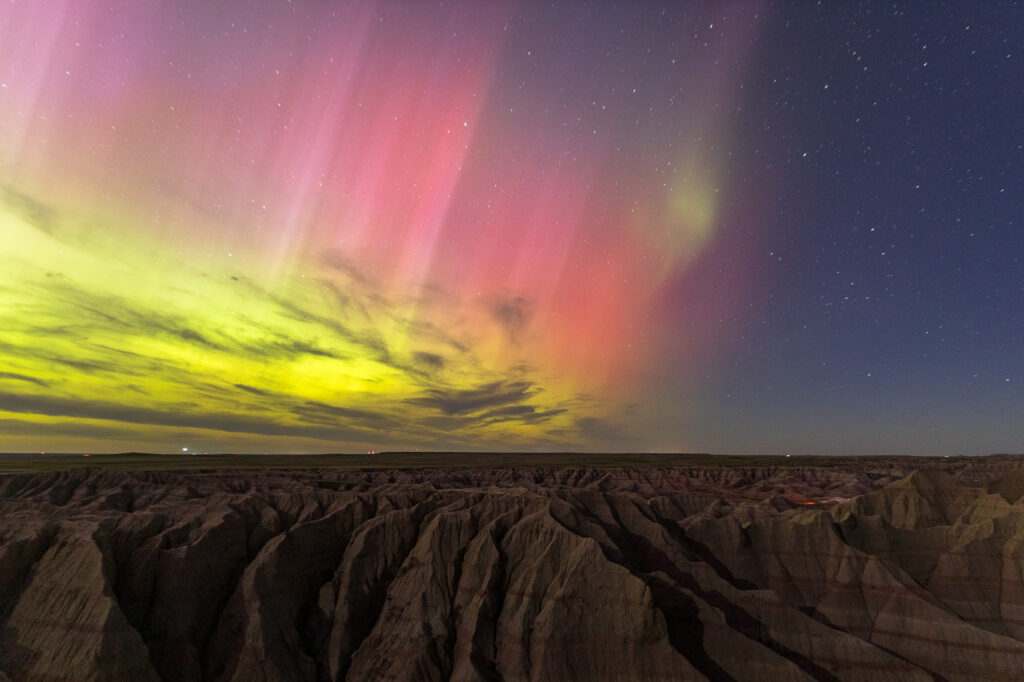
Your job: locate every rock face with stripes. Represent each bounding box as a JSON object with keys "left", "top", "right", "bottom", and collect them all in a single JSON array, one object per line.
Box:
[{"left": 1, "top": 462, "right": 1024, "bottom": 681}]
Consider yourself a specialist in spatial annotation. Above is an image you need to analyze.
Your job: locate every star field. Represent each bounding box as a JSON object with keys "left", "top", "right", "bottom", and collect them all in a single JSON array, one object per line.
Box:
[{"left": 0, "top": 1, "right": 1020, "bottom": 455}]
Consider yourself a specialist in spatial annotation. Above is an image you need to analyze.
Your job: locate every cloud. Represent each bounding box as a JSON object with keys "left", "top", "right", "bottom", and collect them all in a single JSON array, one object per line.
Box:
[
  {"left": 321, "top": 251, "right": 371, "bottom": 285},
  {"left": 172, "top": 326, "right": 226, "bottom": 350},
  {"left": 413, "top": 351, "right": 445, "bottom": 370},
  {"left": 290, "top": 400, "right": 399, "bottom": 430},
  {"left": 490, "top": 295, "right": 531, "bottom": 343},
  {"left": 0, "top": 390, "right": 376, "bottom": 442},
  {"left": 478, "top": 404, "right": 568, "bottom": 424},
  {"left": 417, "top": 415, "right": 473, "bottom": 432},
  {"left": 235, "top": 277, "right": 401, "bottom": 367},
  {"left": 44, "top": 281, "right": 229, "bottom": 352},
  {"left": 0, "top": 372, "right": 49, "bottom": 387},
  {"left": 319, "top": 279, "right": 372, "bottom": 321},
  {"left": 0, "top": 417, "right": 138, "bottom": 440},
  {"left": 402, "top": 319, "right": 469, "bottom": 354},
  {"left": 39, "top": 278, "right": 354, "bottom": 363},
  {"left": 480, "top": 405, "right": 535, "bottom": 418},
  {"left": 245, "top": 337, "right": 346, "bottom": 360},
  {"left": 2, "top": 187, "right": 58, "bottom": 234},
  {"left": 407, "top": 380, "right": 537, "bottom": 415},
  {"left": 233, "top": 383, "right": 269, "bottom": 396},
  {"left": 0, "top": 342, "right": 131, "bottom": 376}
]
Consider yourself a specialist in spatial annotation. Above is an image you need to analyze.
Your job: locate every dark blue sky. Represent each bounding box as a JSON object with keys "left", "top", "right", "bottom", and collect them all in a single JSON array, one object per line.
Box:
[{"left": 687, "top": 2, "right": 1022, "bottom": 454}]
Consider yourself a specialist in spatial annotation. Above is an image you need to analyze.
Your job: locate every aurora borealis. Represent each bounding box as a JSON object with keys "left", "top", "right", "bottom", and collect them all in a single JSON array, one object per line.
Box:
[{"left": 1, "top": 2, "right": 1022, "bottom": 455}]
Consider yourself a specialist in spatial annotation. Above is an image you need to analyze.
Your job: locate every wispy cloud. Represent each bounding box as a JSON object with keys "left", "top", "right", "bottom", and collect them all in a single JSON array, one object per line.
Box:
[
  {"left": 478, "top": 404, "right": 568, "bottom": 424},
  {"left": 289, "top": 400, "right": 400, "bottom": 431},
  {"left": 0, "top": 390, "right": 377, "bottom": 442},
  {"left": 490, "top": 295, "right": 531, "bottom": 343},
  {"left": 412, "top": 351, "right": 445, "bottom": 370},
  {"left": 408, "top": 380, "right": 538, "bottom": 415},
  {"left": 1, "top": 187, "right": 58, "bottom": 235},
  {"left": 1, "top": 193, "right": 602, "bottom": 450},
  {"left": 233, "top": 383, "right": 269, "bottom": 396},
  {"left": 0, "top": 372, "right": 49, "bottom": 387},
  {"left": 0, "top": 417, "right": 138, "bottom": 439}
]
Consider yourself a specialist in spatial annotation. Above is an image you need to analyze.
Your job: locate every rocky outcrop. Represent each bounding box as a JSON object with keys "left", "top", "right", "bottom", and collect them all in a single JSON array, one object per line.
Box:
[{"left": 1, "top": 462, "right": 1023, "bottom": 680}]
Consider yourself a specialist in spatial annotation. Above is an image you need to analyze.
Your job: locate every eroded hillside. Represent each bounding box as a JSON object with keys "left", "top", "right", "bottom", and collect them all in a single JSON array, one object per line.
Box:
[{"left": 2, "top": 461, "right": 1024, "bottom": 681}]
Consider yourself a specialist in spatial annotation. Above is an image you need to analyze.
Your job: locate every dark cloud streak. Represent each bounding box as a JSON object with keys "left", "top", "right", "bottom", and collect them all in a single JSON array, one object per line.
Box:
[
  {"left": 0, "top": 372, "right": 49, "bottom": 387},
  {"left": 0, "top": 390, "right": 375, "bottom": 442},
  {"left": 408, "top": 380, "right": 538, "bottom": 416},
  {"left": 413, "top": 351, "right": 445, "bottom": 370},
  {"left": 490, "top": 296, "right": 531, "bottom": 343}
]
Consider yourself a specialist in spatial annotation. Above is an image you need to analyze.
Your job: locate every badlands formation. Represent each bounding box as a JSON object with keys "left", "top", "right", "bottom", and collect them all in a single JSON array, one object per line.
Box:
[{"left": 1, "top": 456, "right": 1024, "bottom": 680}]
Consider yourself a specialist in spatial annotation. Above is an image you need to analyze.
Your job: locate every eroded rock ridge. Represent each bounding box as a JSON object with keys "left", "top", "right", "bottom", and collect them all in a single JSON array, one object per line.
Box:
[{"left": 2, "top": 461, "right": 1024, "bottom": 681}]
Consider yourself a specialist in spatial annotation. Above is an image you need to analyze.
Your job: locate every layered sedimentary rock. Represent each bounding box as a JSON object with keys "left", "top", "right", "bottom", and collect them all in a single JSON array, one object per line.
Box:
[{"left": 1, "top": 461, "right": 1023, "bottom": 680}]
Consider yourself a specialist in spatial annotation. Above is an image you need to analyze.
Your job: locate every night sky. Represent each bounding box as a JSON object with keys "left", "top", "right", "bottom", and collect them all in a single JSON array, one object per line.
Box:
[{"left": 1, "top": 1, "right": 1021, "bottom": 455}]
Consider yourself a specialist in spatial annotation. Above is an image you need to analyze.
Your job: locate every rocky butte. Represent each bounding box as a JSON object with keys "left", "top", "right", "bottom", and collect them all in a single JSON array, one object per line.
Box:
[{"left": 1, "top": 453, "right": 1023, "bottom": 681}]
